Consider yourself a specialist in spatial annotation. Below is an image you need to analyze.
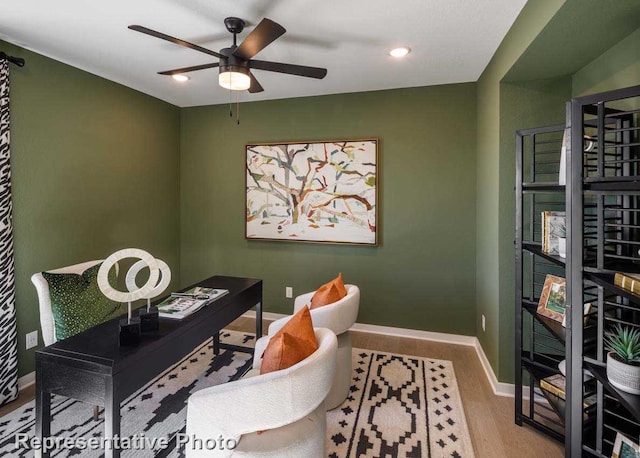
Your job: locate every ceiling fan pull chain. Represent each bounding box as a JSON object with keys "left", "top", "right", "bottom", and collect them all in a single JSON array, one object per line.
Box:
[
  {"left": 236, "top": 93, "right": 240, "bottom": 126},
  {"left": 229, "top": 86, "right": 233, "bottom": 117}
]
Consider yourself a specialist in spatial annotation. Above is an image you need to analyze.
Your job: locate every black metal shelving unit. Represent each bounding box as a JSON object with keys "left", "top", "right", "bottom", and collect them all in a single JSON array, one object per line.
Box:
[
  {"left": 516, "top": 84, "right": 640, "bottom": 457},
  {"left": 515, "top": 123, "right": 568, "bottom": 442},
  {"left": 568, "top": 85, "right": 640, "bottom": 458}
]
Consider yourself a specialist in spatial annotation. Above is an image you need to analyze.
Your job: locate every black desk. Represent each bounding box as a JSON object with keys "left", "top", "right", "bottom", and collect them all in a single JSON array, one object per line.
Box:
[{"left": 35, "top": 276, "right": 262, "bottom": 458}]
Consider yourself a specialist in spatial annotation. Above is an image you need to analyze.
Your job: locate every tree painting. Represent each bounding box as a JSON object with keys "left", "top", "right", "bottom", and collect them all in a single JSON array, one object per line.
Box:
[{"left": 246, "top": 139, "right": 377, "bottom": 244}]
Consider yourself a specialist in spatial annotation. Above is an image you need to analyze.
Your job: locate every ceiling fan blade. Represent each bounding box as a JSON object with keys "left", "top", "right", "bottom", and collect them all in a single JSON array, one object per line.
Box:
[
  {"left": 250, "top": 60, "right": 327, "bottom": 79},
  {"left": 247, "top": 72, "right": 264, "bottom": 93},
  {"left": 158, "top": 63, "right": 220, "bottom": 75},
  {"left": 233, "top": 18, "right": 286, "bottom": 60},
  {"left": 128, "top": 25, "right": 224, "bottom": 59}
]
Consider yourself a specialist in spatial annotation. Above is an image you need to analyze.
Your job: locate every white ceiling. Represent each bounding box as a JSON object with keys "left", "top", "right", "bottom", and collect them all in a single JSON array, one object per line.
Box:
[{"left": 0, "top": 0, "right": 528, "bottom": 108}]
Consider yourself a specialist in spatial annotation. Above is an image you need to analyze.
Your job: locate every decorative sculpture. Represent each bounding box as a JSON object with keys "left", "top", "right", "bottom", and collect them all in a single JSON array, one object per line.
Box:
[
  {"left": 126, "top": 258, "right": 171, "bottom": 332},
  {"left": 97, "top": 248, "right": 170, "bottom": 345}
]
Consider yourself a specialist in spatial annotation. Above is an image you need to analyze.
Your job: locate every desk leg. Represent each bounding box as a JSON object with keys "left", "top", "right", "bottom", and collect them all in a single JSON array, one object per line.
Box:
[
  {"left": 104, "top": 379, "right": 121, "bottom": 458},
  {"left": 255, "top": 301, "right": 262, "bottom": 339},
  {"left": 213, "top": 332, "right": 220, "bottom": 356},
  {"left": 35, "top": 367, "right": 51, "bottom": 458}
]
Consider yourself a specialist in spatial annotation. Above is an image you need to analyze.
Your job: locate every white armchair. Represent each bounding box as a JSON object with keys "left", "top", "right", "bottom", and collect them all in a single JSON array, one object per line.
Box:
[
  {"left": 268, "top": 284, "right": 360, "bottom": 410},
  {"left": 185, "top": 328, "right": 337, "bottom": 458},
  {"left": 31, "top": 259, "right": 115, "bottom": 346},
  {"left": 31, "top": 259, "right": 118, "bottom": 421}
]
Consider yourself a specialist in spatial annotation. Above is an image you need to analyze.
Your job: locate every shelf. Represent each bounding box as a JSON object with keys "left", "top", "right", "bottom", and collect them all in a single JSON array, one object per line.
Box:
[
  {"left": 584, "top": 180, "right": 640, "bottom": 194},
  {"left": 586, "top": 272, "right": 640, "bottom": 308},
  {"left": 539, "top": 386, "right": 567, "bottom": 423},
  {"left": 522, "top": 182, "right": 565, "bottom": 193},
  {"left": 522, "top": 352, "right": 563, "bottom": 375},
  {"left": 522, "top": 300, "right": 599, "bottom": 346},
  {"left": 523, "top": 300, "right": 566, "bottom": 343},
  {"left": 584, "top": 361, "right": 640, "bottom": 422},
  {"left": 523, "top": 242, "right": 566, "bottom": 267}
]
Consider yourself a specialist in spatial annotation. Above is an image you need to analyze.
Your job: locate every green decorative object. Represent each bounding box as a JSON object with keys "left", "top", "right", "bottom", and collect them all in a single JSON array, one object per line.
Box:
[
  {"left": 605, "top": 324, "right": 640, "bottom": 364},
  {"left": 605, "top": 324, "right": 640, "bottom": 395},
  {"left": 42, "top": 263, "right": 119, "bottom": 341}
]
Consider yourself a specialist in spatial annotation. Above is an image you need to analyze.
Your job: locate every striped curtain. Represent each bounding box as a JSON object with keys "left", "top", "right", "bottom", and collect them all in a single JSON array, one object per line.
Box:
[{"left": 0, "top": 58, "right": 19, "bottom": 406}]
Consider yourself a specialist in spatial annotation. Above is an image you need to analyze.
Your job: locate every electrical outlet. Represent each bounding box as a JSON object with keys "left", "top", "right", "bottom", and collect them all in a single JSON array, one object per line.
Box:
[
  {"left": 285, "top": 287, "right": 293, "bottom": 298},
  {"left": 26, "top": 330, "right": 38, "bottom": 349},
  {"left": 482, "top": 315, "right": 486, "bottom": 332}
]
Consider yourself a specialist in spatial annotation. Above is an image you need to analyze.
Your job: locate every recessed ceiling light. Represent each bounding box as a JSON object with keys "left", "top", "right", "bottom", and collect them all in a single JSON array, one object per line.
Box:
[
  {"left": 172, "top": 74, "right": 190, "bottom": 82},
  {"left": 389, "top": 47, "right": 411, "bottom": 58}
]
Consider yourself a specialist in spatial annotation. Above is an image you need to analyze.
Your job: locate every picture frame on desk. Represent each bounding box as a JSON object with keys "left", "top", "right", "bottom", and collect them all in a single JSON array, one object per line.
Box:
[
  {"left": 537, "top": 274, "right": 566, "bottom": 323},
  {"left": 612, "top": 432, "right": 640, "bottom": 458}
]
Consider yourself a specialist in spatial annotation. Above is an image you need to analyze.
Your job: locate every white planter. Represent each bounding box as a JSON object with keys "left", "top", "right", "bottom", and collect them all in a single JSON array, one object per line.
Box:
[{"left": 607, "top": 352, "right": 640, "bottom": 395}]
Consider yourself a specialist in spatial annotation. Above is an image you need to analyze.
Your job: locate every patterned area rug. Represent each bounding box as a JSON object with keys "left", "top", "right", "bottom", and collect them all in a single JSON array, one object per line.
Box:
[
  {"left": 0, "top": 331, "right": 474, "bottom": 457},
  {"left": 327, "top": 350, "right": 474, "bottom": 458}
]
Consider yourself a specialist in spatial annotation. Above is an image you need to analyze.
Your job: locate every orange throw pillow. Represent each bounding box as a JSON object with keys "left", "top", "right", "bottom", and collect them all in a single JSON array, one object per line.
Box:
[
  {"left": 310, "top": 273, "right": 347, "bottom": 309},
  {"left": 260, "top": 307, "right": 318, "bottom": 374}
]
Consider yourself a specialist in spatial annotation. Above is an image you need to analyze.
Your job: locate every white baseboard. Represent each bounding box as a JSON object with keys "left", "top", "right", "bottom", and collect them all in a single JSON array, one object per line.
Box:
[
  {"left": 18, "top": 371, "right": 35, "bottom": 391},
  {"left": 242, "top": 310, "right": 517, "bottom": 397},
  {"left": 472, "top": 339, "right": 517, "bottom": 397},
  {"left": 16, "top": 313, "right": 520, "bottom": 399}
]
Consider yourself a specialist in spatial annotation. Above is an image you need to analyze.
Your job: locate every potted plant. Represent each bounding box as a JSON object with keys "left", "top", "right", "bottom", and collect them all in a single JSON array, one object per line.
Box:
[{"left": 605, "top": 324, "right": 640, "bottom": 395}]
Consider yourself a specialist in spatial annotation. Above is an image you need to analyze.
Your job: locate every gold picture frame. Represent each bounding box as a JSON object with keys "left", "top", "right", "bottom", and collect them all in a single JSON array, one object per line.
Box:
[
  {"left": 612, "top": 433, "right": 640, "bottom": 458},
  {"left": 537, "top": 274, "right": 566, "bottom": 323}
]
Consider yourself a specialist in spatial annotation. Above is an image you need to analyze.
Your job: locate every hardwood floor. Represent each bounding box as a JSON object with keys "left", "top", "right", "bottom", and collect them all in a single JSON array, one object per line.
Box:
[{"left": 1, "top": 317, "right": 563, "bottom": 457}]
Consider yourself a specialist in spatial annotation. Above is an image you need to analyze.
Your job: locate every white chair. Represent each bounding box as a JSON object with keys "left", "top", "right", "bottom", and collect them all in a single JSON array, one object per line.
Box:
[
  {"left": 268, "top": 284, "right": 360, "bottom": 410},
  {"left": 185, "top": 328, "right": 337, "bottom": 458},
  {"left": 31, "top": 259, "right": 119, "bottom": 346},
  {"left": 31, "top": 259, "right": 117, "bottom": 421}
]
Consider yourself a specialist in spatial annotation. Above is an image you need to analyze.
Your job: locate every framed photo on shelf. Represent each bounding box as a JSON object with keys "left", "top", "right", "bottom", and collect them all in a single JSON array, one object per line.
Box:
[
  {"left": 612, "top": 433, "right": 640, "bottom": 458},
  {"left": 537, "top": 274, "right": 566, "bottom": 323}
]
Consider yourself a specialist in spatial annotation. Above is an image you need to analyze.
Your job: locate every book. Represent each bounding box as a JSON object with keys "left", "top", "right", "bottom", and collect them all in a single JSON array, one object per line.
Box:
[
  {"left": 540, "top": 374, "right": 566, "bottom": 399},
  {"left": 157, "top": 287, "right": 229, "bottom": 319},
  {"left": 541, "top": 211, "right": 566, "bottom": 255},
  {"left": 540, "top": 374, "right": 596, "bottom": 408},
  {"left": 614, "top": 272, "right": 640, "bottom": 296}
]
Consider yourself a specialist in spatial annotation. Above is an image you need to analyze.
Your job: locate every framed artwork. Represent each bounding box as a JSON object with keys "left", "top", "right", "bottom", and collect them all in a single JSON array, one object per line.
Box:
[
  {"left": 612, "top": 433, "right": 640, "bottom": 458},
  {"left": 245, "top": 139, "right": 378, "bottom": 245},
  {"left": 537, "top": 274, "right": 566, "bottom": 323}
]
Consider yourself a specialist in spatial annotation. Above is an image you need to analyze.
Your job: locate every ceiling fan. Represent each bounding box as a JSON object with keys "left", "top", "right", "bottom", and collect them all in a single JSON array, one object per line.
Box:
[{"left": 128, "top": 17, "right": 328, "bottom": 93}]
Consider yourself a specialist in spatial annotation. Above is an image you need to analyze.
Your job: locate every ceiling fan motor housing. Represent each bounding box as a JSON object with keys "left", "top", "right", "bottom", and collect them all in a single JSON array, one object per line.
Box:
[{"left": 219, "top": 47, "right": 249, "bottom": 76}]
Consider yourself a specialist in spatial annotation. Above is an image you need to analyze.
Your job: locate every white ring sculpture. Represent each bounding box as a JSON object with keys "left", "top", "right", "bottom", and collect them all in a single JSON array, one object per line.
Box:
[
  {"left": 125, "top": 258, "right": 171, "bottom": 308},
  {"left": 97, "top": 248, "right": 161, "bottom": 322}
]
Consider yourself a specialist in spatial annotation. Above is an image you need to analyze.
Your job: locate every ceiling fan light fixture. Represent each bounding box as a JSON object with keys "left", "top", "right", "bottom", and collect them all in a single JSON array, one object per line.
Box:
[
  {"left": 171, "top": 74, "right": 190, "bottom": 82},
  {"left": 389, "top": 47, "right": 411, "bottom": 58},
  {"left": 219, "top": 70, "right": 251, "bottom": 91}
]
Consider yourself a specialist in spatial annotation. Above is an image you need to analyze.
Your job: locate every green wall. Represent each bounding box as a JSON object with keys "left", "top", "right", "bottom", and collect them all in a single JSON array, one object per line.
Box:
[
  {"left": 3, "top": 41, "right": 182, "bottom": 377},
  {"left": 180, "top": 84, "right": 477, "bottom": 335},
  {"left": 498, "top": 77, "right": 571, "bottom": 382},
  {"left": 572, "top": 26, "right": 640, "bottom": 97},
  {"left": 475, "top": 0, "right": 565, "bottom": 377}
]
